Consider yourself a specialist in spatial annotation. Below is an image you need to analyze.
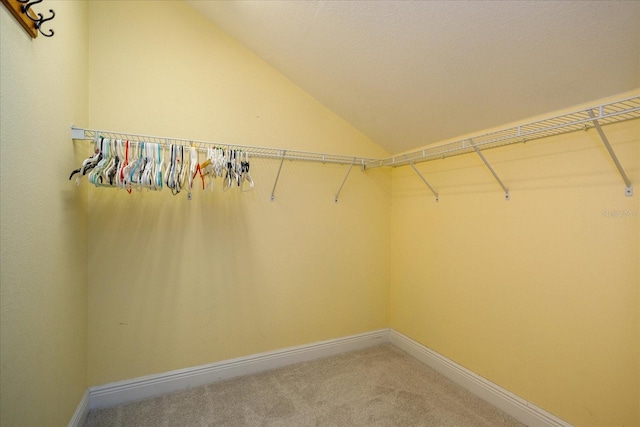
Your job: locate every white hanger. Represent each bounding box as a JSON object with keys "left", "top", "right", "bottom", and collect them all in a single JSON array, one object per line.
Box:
[{"left": 241, "top": 151, "right": 254, "bottom": 192}]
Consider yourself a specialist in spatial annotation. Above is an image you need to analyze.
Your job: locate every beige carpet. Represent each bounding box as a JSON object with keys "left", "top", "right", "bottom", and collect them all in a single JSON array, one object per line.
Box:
[{"left": 85, "top": 344, "right": 526, "bottom": 426}]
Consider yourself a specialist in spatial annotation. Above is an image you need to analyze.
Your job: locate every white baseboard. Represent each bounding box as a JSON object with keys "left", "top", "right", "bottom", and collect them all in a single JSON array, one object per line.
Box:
[
  {"left": 88, "top": 329, "right": 389, "bottom": 409},
  {"left": 68, "top": 389, "right": 89, "bottom": 427},
  {"left": 83, "top": 328, "right": 571, "bottom": 427},
  {"left": 389, "top": 329, "right": 573, "bottom": 427}
]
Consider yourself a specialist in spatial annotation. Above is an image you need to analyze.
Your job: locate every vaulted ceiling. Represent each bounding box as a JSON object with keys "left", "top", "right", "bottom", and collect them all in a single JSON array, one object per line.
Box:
[{"left": 187, "top": 0, "right": 640, "bottom": 154}]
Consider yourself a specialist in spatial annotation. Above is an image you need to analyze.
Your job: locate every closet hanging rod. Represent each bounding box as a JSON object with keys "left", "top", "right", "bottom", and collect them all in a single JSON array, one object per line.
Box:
[
  {"left": 71, "top": 95, "right": 639, "bottom": 171},
  {"left": 367, "top": 95, "right": 640, "bottom": 169},
  {"left": 70, "top": 126, "right": 379, "bottom": 167}
]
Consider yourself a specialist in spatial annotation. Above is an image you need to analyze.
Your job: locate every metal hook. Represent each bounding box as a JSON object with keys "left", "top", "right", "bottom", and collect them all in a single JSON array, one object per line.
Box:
[
  {"left": 19, "top": 0, "right": 41, "bottom": 21},
  {"left": 35, "top": 9, "right": 55, "bottom": 37},
  {"left": 19, "top": 0, "right": 41, "bottom": 13},
  {"left": 17, "top": 0, "right": 55, "bottom": 38}
]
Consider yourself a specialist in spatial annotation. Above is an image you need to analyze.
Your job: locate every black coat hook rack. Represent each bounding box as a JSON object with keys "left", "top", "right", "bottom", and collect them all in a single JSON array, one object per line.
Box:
[{"left": 1, "top": 0, "right": 55, "bottom": 38}]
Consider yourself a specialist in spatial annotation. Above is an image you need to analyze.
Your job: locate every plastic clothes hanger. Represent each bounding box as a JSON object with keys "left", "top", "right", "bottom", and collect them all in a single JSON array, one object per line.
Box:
[
  {"left": 223, "top": 148, "right": 233, "bottom": 191},
  {"left": 241, "top": 151, "right": 254, "bottom": 192},
  {"left": 128, "top": 142, "right": 144, "bottom": 190},
  {"left": 165, "top": 144, "right": 176, "bottom": 191},
  {"left": 156, "top": 143, "right": 164, "bottom": 190},
  {"left": 114, "top": 139, "right": 126, "bottom": 189},
  {"left": 191, "top": 153, "right": 205, "bottom": 191},
  {"left": 200, "top": 147, "right": 214, "bottom": 191},
  {"left": 200, "top": 147, "right": 219, "bottom": 191},
  {"left": 177, "top": 145, "right": 188, "bottom": 194},
  {"left": 121, "top": 142, "right": 135, "bottom": 189},
  {"left": 124, "top": 141, "right": 143, "bottom": 191},
  {"left": 214, "top": 147, "right": 224, "bottom": 178},
  {"left": 141, "top": 142, "right": 156, "bottom": 190},
  {"left": 174, "top": 145, "right": 187, "bottom": 195},
  {"left": 232, "top": 150, "right": 241, "bottom": 186},
  {"left": 188, "top": 146, "right": 198, "bottom": 190},
  {"left": 103, "top": 139, "right": 119, "bottom": 186},
  {"left": 167, "top": 144, "right": 187, "bottom": 195},
  {"left": 117, "top": 140, "right": 132, "bottom": 193},
  {"left": 89, "top": 138, "right": 110, "bottom": 186},
  {"left": 69, "top": 137, "right": 103, "bottom": 183}
]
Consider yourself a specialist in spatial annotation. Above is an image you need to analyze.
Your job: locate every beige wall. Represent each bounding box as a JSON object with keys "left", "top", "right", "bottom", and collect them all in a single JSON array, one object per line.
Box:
[
  {"left": 0, "top": 2, "right": 89, "bottom": 426},
  {"left": 390, "top": 94, "right": 640, "bottom": 427},
  {"left": 2, "top": 1, "right": 638, "bottom": 426},
  {"left": 86, "top": 0, "right": 391, "bottom": 385}
]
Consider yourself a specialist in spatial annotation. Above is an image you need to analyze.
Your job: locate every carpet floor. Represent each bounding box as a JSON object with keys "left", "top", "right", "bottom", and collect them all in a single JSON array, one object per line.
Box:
[{"left": 84, "top": 343, "right": 526, "bottom": 426}]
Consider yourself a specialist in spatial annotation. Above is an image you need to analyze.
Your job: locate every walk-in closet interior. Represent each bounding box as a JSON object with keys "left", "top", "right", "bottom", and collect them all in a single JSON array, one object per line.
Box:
[{"left": 1, "top": 1, "right": 638, "bottom": 426}]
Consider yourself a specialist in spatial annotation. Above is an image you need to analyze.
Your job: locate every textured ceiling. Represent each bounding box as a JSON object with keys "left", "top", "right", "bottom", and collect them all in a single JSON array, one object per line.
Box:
[{"left": 187, "top": 0, "right": 640, "bottom": 154}]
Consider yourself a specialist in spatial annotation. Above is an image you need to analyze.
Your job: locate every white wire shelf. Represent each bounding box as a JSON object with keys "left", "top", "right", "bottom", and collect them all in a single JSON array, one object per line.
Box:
[
  {"left": 365, "top": 95, "right": 640, "bottom": 169},
  {"left": 70, "top": 127, "right": 379, "bottom": 168},
  {"left": 72, "top": 95, "right": 640, "bottom": 171}
]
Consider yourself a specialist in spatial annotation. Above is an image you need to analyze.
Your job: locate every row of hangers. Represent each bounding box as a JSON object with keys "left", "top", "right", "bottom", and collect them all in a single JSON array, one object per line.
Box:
[{"left": 69, "top": 138, "right": 254, "bottom": 196}]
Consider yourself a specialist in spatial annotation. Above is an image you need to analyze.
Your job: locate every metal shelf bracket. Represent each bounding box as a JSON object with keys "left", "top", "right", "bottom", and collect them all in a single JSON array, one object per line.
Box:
[
  {"left": 470, "top": 140, "right": 510, "bottom": 201},
  {"left": 407, "top": 160, "right": 439, "bottom": 202},
  {"left": 334, "top": 159, "right": 356, "bottom": 203},
  {"left": 270, "top": 151, "right": 286, "bottom": 202},
  {"left": 587, "top": 110, "right": 633, "bottom": 197}
]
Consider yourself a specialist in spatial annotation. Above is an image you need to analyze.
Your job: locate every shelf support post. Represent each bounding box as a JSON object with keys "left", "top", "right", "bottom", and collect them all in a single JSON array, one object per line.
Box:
[
  {"left": 270, "top": 151, "right": 286, "bottom": 202},
  {"left": 470, "top": 140, "right": 510, "bottom": 201},
  {"left": 587, "top": 110, "right": 633, "bottom": 196},
  {"left": 334, "top": 159, "right": 356, "bottom": 203},
  {"left": 407, "top": 160, "right": 439, "bottom": 202}
]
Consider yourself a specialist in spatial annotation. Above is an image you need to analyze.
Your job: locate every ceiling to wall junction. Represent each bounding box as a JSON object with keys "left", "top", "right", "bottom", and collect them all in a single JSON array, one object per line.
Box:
[{"left": 187, "top": 0, "right": 640, "bottom": 154}]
